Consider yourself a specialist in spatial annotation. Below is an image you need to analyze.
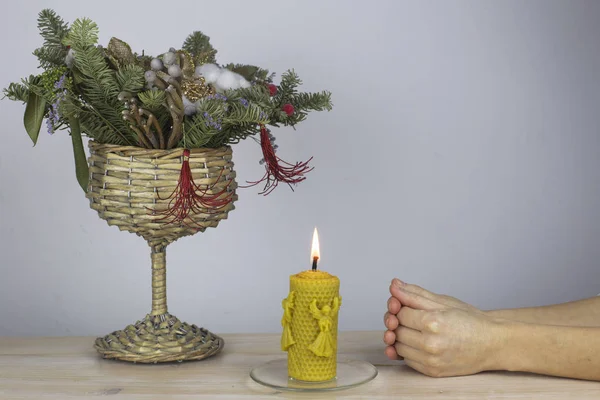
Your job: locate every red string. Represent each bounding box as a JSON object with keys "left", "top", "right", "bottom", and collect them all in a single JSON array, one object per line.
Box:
[
  {"left": 151, "top": 149, "right": 234, "bottom": 228},
  {"left": 243, "top": 125, "right": 313, "bottom": 195}
]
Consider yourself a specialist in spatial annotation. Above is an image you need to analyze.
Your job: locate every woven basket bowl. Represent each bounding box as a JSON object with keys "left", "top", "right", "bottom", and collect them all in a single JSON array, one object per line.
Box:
[
  {"left": 86, "top": 141, "right": 237, "bottom": 363},
  {"left": 86, "top": 141, "right": 237, "bottom": 246}
]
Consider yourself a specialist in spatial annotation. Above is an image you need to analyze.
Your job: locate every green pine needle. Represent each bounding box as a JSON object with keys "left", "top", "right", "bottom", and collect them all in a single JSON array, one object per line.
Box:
[
  {"left": 62, "top": 17, "right": 98, "bottom": 48},
  {"left": 138, "top": 90, "right": 167, "bottom": 111},
  {"left": 3, "top": 82, "right": 29, "bottom": 103},
  {"left": 182, "top": 31, "right": 217, "bottom": 64},
  {"left": 116, "top": 64, "right": 145, "bottom": 93},
  {"left": 33, "top": 9, "right": 70, "bottom": 68},
  {"left": 5, "top": 9, "right": 334, "bottom": 151}
]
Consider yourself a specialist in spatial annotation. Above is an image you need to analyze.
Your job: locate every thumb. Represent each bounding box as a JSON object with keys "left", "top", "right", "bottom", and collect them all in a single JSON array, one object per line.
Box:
[{"left": 389, "top": 281, "right": 447, "bottom": 311}]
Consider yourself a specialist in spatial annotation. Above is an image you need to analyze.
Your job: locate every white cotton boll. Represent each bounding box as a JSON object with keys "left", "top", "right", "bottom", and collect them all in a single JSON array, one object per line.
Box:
[
  {"left": 239, "top": 77, "right": 251, "bottom": 88},
  {"left": 65, "top": 48, "right": 75, "bottom": 68},
  {"left": 150, "top": 58, "right": 163, "bottom": 71},
  {"left": 195, "top": 63, "right": 221, "bottom": 84},
  {"left": 163, "top": 51, "right": 177, "bottom": 66},
  {"left": 144, "top": 70, "right": 156, "bottom": 83},
  {"left": 168, "top": 64, "right": 182, "bottom": 78},
  {"left": 182, "top": 96, "right": 197, "bottom": 116},
  {"left": 215, "top": 70, "right": 241, "bottom": 90}
]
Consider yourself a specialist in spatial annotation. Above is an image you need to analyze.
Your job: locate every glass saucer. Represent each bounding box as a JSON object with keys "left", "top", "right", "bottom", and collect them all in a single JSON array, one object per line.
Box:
[{"left": 249, "top": 359, "right": 378, "bottom": 392}]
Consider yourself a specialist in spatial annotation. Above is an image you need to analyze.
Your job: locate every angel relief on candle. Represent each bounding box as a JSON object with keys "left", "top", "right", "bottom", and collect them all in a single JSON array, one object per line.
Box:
[
  {"left": 308, "top": 296, "right": 342, "bottom": 358},
  {"left": 281, "top": 291, "right": 296, "bottom": 351}
]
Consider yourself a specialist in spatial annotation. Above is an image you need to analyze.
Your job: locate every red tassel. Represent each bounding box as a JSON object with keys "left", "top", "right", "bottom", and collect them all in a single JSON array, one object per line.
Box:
[
  {"left": 152, "top": 149, "right": 233, "bottom": 227},
  {"left": 244, "top": 125, "right": 313, "bottom": 195}
]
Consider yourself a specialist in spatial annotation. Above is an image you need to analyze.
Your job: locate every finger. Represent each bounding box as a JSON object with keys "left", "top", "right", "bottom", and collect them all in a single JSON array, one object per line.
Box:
[
  {"left": 394, "top": 325, "right": 425, "bottom": 350},
  {"left": 385, "top": 312, "right": 399, "bottom": 330},
  {"left": 394, "top": 342, "right": 428, "bottom": 363},
  {"left": 403, "top": 283, "right": 439, "bottom": 301},
  {"left": 388, "top": 296, "right": 401, "bottom": 315},
  {"left": 383, "top": 330, "right": 396, "bottom": 345},
  {"left": 390, "top": 283, "right": 445, "bottom": 311},
  {"left": 385, "top": 345, "right": 400, "bottom": 360},
  {"left": 397, "top": 306, "right": 428, "bottom": 331}
]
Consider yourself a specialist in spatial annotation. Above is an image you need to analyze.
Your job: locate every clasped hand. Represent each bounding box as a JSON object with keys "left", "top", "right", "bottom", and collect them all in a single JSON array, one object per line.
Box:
[{"left": 383, "top": 279, "right": 506, "bottom": 377}]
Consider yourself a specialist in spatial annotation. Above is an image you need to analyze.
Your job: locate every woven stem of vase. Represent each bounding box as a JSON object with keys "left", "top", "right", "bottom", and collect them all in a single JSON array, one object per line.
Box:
[{"left": 150, "top": 243, "right": 167, "bottom": 315}]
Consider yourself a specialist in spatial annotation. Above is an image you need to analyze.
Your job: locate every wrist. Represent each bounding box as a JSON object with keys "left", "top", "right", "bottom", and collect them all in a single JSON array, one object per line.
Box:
[
  {"left": 484, "top": 317, "right": 524, "bottom": 372},
  {"left": 483, "top": 309, "right": 508, "bottom": 320},
  {"left": 493, "top": 318, "right": 535, "bottom": 373}
]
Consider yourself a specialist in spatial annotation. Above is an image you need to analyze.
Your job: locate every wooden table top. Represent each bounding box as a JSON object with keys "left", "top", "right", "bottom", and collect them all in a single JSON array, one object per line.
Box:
[{"left": 1, "top": 331, "right": 598, "bottom": 399}]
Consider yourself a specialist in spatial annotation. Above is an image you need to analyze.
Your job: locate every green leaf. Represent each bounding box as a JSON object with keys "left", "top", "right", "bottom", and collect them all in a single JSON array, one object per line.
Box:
[
  {"left": 68, "top": 117, "right": 89, "bottom": 192},
  {"left": 23, "top": 91, "right": 46, "bottom": 145}
]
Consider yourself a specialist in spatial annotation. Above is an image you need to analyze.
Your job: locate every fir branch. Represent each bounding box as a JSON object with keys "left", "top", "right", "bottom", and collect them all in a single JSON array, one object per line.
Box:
[
  {"left": 182, "top": 31, "right": 217, "bottom": 64},
  {"left": 33, "top": 47, "right": 67, "bottom": 70},
  {"left": 223, "top": 85, "right": 271, "bottom": 108},
  {"left": 293, "top": 91, "right": 333, "bottom": 112},
  {"left": 223, "top": 102, "right": 268, "bottom": 126},
  {"left": 138, "top": 90, "right": 167, "bottom": 111},
  {"left": 278, "top": 69, "right": 302, "bottom": 98},
  {"left": 63, "top": 18, "right": 135, "bottom": 145},
  {"left": 3, "top": 82, "right": 29, "bottom": 103},
  {"left": 116, "top": 64, "right": 145, "bottom": 93},
  {"left": 73, "top": 100, "right": 138, "bottom": 145},
  {"left": 204, "top": 123, "right": 260, "bottom": 147},
  {"left": 184, "top": 97, "right": 268, "bottom": 147},
  {"left": 181, "top": 114, "right": 219, "bottom": 148},
  {"left": 65, "top": 20, "right": 118, "bottom": 99},
  {"left": 62, "top": 17, "right": 98, "bottom": 48},
  {"left": 33, "top": 9, "right": 69, "bottom": 68},
  {"left": 63, "top": 18, "right": 98, "bottom": 49},
  {"left": 79, "top": 110, "right": 133, "bottom": 145},
  {"left": 37, "top": 9, "right": 69, "bottom": 47},
  {"left": 223, "top": 64, "right": 271, "bottom": 83},
  {"left": 26, "top": 81, "right": 54, "bottom": 104}
]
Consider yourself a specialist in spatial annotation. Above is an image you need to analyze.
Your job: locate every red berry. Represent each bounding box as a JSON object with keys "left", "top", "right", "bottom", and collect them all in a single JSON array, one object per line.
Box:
[
  {"left": 268, "top": 84, "right": 277, "bottom": 96},
  {"left": 282, "top": 103, "right": 294, "bottom": 116}
]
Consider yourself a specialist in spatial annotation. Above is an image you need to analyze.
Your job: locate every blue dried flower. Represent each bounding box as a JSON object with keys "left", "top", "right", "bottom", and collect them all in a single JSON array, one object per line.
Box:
[
  {"left": 46, "top": 76, "right": 68, "bottom": 135},
  {"left": 46, "top": 117, "right": 54, "bottom": 134},
  {"left": 54, "top": 74, "right": 66, "bottom": 90}
]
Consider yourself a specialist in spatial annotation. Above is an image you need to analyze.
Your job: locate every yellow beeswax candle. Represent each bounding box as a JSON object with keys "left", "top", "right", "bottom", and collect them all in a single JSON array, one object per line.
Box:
[
  {"left": 282, "top": 271, "right": 341, "bottom": 381},
  {"left": 281, "top": 229, "right": 341, "bottom": 382}
]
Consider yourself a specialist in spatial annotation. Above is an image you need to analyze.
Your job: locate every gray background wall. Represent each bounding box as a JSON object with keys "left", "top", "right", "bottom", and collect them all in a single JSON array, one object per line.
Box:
[{"left": 1, "top": 0, "right": 599, "bottom": 336}]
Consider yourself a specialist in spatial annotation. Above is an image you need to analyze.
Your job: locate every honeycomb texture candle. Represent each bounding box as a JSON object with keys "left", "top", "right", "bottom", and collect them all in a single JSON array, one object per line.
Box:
[{"left": 282, "top": 270, "right": 341, "bottom": 381}]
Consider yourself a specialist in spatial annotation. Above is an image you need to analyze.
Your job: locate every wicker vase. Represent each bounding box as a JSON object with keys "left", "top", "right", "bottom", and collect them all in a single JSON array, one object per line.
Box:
[{"left": 86, "top": 141, "right": 237, "bottom": 363}]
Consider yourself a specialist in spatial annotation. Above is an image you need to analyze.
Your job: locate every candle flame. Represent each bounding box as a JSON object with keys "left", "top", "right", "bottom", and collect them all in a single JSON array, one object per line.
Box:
[{"left": 311, "top": 227, "right": 320, "bottom": 262}]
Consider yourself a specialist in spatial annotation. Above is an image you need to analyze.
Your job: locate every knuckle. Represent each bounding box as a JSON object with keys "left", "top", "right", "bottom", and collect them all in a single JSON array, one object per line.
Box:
[
  {"left": 426, "top": 355, "right": 443, "bottom": 369},
  {"left": 427, "top": 367, "right": 444, "bottom": 378},
  {"left": 423, "top": 312, "right": 442, "bottom": 332},
  {"left": 423, "top": 337, "right": 443, "bottom": 354}
]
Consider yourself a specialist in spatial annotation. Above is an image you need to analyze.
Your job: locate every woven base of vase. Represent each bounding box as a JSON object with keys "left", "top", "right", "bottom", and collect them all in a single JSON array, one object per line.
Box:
[{"left": 94, "top": 313, "right": 224, "bottom": 363}]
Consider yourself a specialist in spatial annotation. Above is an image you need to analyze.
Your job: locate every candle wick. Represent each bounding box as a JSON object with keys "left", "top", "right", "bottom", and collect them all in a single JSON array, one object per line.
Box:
[{"left": 312, "top": 256, "right": 318, "bottom": 271}]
